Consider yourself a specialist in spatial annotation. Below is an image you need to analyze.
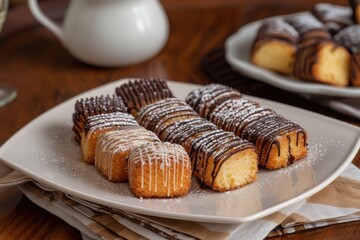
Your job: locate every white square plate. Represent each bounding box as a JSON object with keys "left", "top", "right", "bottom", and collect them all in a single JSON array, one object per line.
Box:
[{"left": 0, "top": 79, "right": 359, "bottom": 223}]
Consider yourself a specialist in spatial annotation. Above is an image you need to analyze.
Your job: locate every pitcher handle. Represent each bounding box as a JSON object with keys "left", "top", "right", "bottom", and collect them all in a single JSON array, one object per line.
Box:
[{"left": 28, "top": 0, "right": 64, "bottom": 41}]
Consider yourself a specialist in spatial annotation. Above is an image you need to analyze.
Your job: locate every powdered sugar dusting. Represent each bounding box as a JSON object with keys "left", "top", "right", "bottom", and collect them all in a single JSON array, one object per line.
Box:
[
  {"left": 334, "top": 25, "right": 360, "bottom": 53},
  {"left": 313, "top": 3, "right": 352, "bottom": 25}
]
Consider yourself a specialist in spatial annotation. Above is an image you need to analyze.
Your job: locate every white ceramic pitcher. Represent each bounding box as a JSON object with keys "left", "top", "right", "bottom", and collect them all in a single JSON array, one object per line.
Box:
[{"left": 28, "top": 0, "right": 169, "bottom": 67}]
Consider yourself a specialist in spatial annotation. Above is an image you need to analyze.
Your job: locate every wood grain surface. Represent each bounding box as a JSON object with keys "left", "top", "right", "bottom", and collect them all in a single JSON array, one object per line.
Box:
[{"left": 0, "top": 0, "right": 359, "bottom": 239}]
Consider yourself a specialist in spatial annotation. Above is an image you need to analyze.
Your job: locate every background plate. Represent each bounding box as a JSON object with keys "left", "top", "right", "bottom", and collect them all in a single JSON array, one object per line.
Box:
[
  {"left": 0, "top": 79, "right": 359, "bottom": 223},
  {"left": 225, "top": 15, "right": 360, "bottom": 98}
]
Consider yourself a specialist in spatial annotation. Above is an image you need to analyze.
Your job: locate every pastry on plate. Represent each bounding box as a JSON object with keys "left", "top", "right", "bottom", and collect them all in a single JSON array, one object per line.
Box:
[
  {"left": 95, "top": 126, "right": 160, "bottom": 182},
  {"left": 119, "top": 79, "right": 259, "bottom": 192},
  {"left": 72, "top": 95, "right": 127, "bottom": 143},
  {"left": 81, "top": 112, "right": 138, "bottom": 163},
  {"left": 334, "top": 25, "right": 360, "bottom": 86},
  {"left": 251, "top": 18, "right": 299, "bottom": 75},
  {"left": 186, "top": 84, "right": 308, "bottom": 169},
  {"left": 135, "top": 98, "right": 199, "bottom": 133},
  {"left": 116, "top": 78, "right": 174, "bottom": 115},
  {"left": 285, "top": 12, "right": 331, "bottom": 45},
  {"left": 311, "top": 3, "right": 352, "bottom": 35},
  {"left": 128, "top": 142, "right": 192, "bottom": 198},
  {"left": 294, "top": 40, "right": 350, "bottom": 87}
]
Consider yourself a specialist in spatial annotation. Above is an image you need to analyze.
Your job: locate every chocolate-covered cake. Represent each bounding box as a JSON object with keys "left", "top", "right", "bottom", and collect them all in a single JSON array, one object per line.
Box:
[
  {"left": 334, "top": 24, "right": 360, "bottom": 86},
  {"left": 251, "top": 18, "right": 299, "bottom": 75}
]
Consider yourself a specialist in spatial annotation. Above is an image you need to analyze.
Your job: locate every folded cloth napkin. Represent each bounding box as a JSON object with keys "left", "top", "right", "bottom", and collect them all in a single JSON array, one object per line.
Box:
[{"left": 17, "top": 163, "right": 360, "bottom": 240}]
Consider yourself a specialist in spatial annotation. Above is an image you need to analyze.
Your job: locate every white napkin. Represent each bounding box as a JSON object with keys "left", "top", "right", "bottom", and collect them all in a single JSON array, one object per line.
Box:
[{"left": 17, "top": 163, "right": 360, "bottom": 240}]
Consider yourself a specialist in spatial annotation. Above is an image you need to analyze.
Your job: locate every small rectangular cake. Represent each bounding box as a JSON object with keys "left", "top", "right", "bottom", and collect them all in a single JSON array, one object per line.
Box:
[
  {"left": 81, "top": 112, "right": 138, "bottom": 163},
  {"left": 128, "top": 142, "right": 192, "bottom": 198},
  {"left": 116, "top": 78, "right": 174, "bottom": 115},
  {"left": 72, "top": 95, "right": 128, "bottom": 143},
  {"left": 185, "top": 84, "right": 308, "bottom": 170},
  {"left": 294, "top": 40, "right": 350, "bottom": 87},
  {"left": 334, "top": 25, "right": 360, "bottom": 86},
  {"left": 95, "top": 126, "right": 160, "bottom": 182},
  {"left": 285, "top": 12, "right": 331, "bottom": 43},
  {"left": 311, "top": 3, "right": 352, "bottom": 35},
  {"left": 251, "top": 19, "right": 299, "bottom": 75}
]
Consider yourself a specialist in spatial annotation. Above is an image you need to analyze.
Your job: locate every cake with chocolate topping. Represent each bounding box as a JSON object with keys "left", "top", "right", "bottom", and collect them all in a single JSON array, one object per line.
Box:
[
  {"left": 116, "top": 78, "right": 174, "bottom": 115},
  {"left": 251, "top": 19, "right": 299, "bottom": 75},
  {"left": 118, "top": 79, "right": 259, "bottom": 192},
  {"left": 80, "top": 112, "right": 139, "bottom": 163},
  {"left": 285, "top": 12, "right": 331, "bottom": 44},
  {"left": 95, "top": 126, "right": 160, "bottom": 182},
  {"left": 72, "top": 95, "right": 127, "bottom": 143},
  {"left": 186, "top": 84, "right": 308, "bottom": 169},
  {"left": 334, "top": 24, "right": 360, "bottom": 86},
  {"left": 294, "top": 40, "right": 350, "bottom": 87},
  {"left": 312, "top": 3, "right": 352, "bottom": 35},
  {"left": 128, "top": 142, "right": 192, "bottom": 198},
  {"left": 250, "top": 4, "right": 359, "bottom": 88}
]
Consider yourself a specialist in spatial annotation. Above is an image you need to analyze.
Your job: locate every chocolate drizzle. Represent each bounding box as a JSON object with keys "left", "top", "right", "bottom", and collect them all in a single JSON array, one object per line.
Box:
[
  {"left": 72, "top": 95, "right": 127, "bottom": 142},
  {"left": 116, "top": 78, "right": 174, "bottom": 115},
  {"left": 252, "top": 18, "right": 299, "bottom": 49},
  {"left": 187, "top": 84, "right": 308, "bottom": 168},
  {"left": 311, "top": 3, "right": 352, "bottom": 35},
  {"left": 185, "top": 83, "right": 242, "bottom": 118},
  {"left": 285, "top": 12, "right": 331, "bottom": 42},
  {"left": 119, "top": 79, "right": 257, "bottom": 191}
]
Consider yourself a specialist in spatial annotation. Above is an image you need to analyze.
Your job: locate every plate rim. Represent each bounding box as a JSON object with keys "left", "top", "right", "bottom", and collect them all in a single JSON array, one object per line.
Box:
[
  {"left": 224, "top": 13, "right": 360, "bottom": 98},
  {"left": 1, "top": 78, "right": 360, "bottom": 223}
]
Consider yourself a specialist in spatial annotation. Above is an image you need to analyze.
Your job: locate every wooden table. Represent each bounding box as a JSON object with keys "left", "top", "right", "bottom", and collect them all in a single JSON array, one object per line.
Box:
[{"left": 0, "top": 0, "right": 359, "bottom": 239}]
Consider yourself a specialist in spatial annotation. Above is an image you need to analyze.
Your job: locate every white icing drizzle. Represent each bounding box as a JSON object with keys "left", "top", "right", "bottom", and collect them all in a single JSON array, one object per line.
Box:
[
  {"left": 85, "top": 112, "right": 138, "bottom": 137},
  {"left": 187, "top": 84, "right": 306, "bottom": 166},
  {"left": 95, "top": 127, "right": 160, "bottom": 180},
  {"left": 128, "top": 142, "right": 190, "bottom": 197}
]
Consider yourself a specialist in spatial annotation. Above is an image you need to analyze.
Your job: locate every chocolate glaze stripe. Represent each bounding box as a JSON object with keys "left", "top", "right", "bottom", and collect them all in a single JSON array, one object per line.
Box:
[
  {"left": 211, "top": 137, "right": 254, "bottom": 185},
  {"left": 74, "top": 95, "right": 127, "bottom": 116},
  {"left": 139, "top": 104, "right": 192, "bottom": 131},
  {"left": 252, "top": 18, "right": 299, "bottom": 48},
  {"left": 144, "top": 105, "right": 198, "bottom": 132},
  {"left": 167, "top": 120, "right": 218, "bottom": 145},
  {"left": 136, "top": 98, "right": 185, "bottom": 127},
  {"left": 189, "top": 130, "right": 228, "bottom": 180},
  {"left": 185, "top": 84, "right": 241, "bottom": 118},
  {"left": 156, "top": 117, "right": 203, "bottom": 140},
  {"left": 116, "top": 79, "right": 174, "bottom": 114},
  {"left": 186, "top": 84, "right": 308, "bottom": 169},
  {"left": 72, "top": 95, "right": 128, "bottom": 143},
  {"left": 151, "top": 111, "right": 199, "bottom": 134},
  {"left": 119, "top": 79, "right": 258, "bottom": 190}
]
